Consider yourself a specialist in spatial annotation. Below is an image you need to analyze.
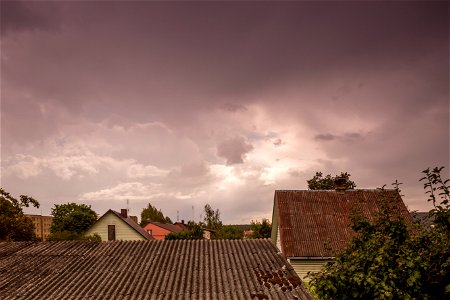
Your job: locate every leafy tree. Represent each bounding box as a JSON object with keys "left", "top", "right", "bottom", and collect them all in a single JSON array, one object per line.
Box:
[
  {"left": 0, "top": 188, "right": 40, "bottom": 241},
  {"left": 165, "top": 222, "right": 203, "bottom": 240},
  {"left": 140, "top": 203, "right": 172, "bottom": 226},
  {"left": 49, "top": 203, "right": 97, "bottom": 240},
  {"left": 309, "top": 167, "right": 450, "bottom": 300},
  {"left": 203, "top": 203, "right": 222, "bottom": 230},
  {"left": 307, "top": 172, "right": 356, "bottom": 190},
  {"left": 250, "top": 219, "right": 272, "bottom": 238},
  {"left": 215, "top": 225, "right": 244, "bottom": 240}
]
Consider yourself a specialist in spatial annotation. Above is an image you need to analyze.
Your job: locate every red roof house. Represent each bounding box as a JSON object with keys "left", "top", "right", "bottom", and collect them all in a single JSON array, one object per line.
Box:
[
  {"left": 271, "top": 188, "right": 412, "bottom": 280},
  {"left": 143, "top": 222, "right": 184, "bottom": 240}
]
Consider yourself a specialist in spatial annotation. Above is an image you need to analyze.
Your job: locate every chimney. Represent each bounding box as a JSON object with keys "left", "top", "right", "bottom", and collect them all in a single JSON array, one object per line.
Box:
[
  {"left": 334, "top": 176, "right": 348, "bottom": 192},
  {"left": 181, "top": 219, "right": 185, "bottom": 224},
  {"left": 121, "top": 209, "right": 128, "bottom": 218}
]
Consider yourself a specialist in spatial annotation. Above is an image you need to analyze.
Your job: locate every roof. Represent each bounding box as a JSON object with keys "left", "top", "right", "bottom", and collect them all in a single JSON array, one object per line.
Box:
[
  {"left": 106, "top": 210, "right": 154, "bottom": 240},
  {"left": 0, "top": 240, "right": 313, "bottom": 300},
  {"left": 273, "top": 189, "right": 412, "bottom": 258},
  {"left": 146, "top": 222, "right": 184, "bottom": 233}
]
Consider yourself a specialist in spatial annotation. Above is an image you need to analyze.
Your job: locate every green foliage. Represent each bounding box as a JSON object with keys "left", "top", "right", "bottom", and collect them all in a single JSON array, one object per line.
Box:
[
  {"left": 250, "top": 219, "right": 272, "bottom": 239},
  {"left": 48, "top": 231, "right": 102, "bottom": 242},
  {"left": 203, "top": 203, "right": 222, "bottom": 230},
  {"left": 49, "top": 203, "right": 97, "bottom": 240},
  {"left": 309, "top": 167, "right": 450, "bottom": 300},
  {"left": 140, "top": 203, "right": 172, "bottom": 226},
  {"left": 0, "top": 188, "right": 40, "bottom": 241},
  {"left": 165, "top": 223, "right": 204, "bottom": 240},
  {"left": 307, "top": 172, "right": 356, "bottom": 190},
  {"left": 215, "top": 225, "right": 244, "bottom": 240}
]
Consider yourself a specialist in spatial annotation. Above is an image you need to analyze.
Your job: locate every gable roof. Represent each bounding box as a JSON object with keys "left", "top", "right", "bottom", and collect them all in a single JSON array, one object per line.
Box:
[
  {"left": 146, "top": 222, "right": 184, "bottom": 233},
  {"left": 97, "top": 209, "right": 154, "bottom": 240},
  {"left": 273, "top": 189, "right": 412, "bottom": 258},
  {"left": 0, "top": 240, "right": 313, "bottom": 300}
]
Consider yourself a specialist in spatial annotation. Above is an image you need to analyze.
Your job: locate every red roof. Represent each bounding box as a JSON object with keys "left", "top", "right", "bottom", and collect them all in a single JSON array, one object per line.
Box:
[
  {"left": 273, "top": 189, "right": 412, "bottom": 258},
  {"left": 145, "top": 222, "right": 184, "bottom": 233}
]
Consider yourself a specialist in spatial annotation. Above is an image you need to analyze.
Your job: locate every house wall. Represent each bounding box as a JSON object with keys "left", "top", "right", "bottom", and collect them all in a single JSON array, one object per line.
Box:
[
  {"left": 142, "top": 224, "right": 171, "bottom": 240},
  {"left": 288, "top": 259, "right": 332, "bottom": 282},
  {"left": 85, "top": 213, "right": 146, "bottom": 241}
]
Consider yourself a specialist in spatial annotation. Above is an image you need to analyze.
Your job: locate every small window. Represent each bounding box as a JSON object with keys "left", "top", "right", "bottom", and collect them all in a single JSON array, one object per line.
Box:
[
  {"left": 147, "top": 229, "right": 152, "bottom": 235},
  {"left": 108, "top": 225, "right": 116, "bottom": 241}
]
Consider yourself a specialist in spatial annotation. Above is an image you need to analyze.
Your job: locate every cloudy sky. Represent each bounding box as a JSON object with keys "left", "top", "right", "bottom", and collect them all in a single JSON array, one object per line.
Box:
[{"left": 1, "top": 1, "right": 448, "bottom": 224}]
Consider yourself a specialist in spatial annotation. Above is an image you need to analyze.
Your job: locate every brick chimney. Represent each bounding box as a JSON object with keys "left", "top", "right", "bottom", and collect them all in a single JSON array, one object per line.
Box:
[
  {"left": 334, "top": 176, "right": 348, "bottom": 192},
  {"left": 121, "top": 209, "right": 128, "bottom": 218}
]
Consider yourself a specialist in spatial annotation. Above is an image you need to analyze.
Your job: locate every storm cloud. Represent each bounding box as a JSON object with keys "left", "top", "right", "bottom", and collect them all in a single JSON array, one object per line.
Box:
[{"left": 1, "top": 1, "right": 448, "bottom": 223}]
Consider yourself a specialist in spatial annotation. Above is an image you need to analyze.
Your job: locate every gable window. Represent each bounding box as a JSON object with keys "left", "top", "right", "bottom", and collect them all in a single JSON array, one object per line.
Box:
[
  {"left": 147, "top": 229, "right": 152, "bottom": 235},
  {"left": 108, "top": 225, "right": 116, "bottom": 241}
]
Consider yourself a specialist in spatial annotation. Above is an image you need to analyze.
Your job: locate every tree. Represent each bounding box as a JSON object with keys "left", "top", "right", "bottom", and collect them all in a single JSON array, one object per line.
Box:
[
  {"left": 140, "top": 203, "right": 172, "bottom": 226},
  {"left": 309, "top": 167, "right": 450, "bottom": 300},
  {"left": 215, "top": 225, "right": 244, "bottom": 240},
  {"left": 48, "top": 203, "right": 97, "bottom": 240},
  {"left": 250, "top": 219, "right": 272, "bottom": 238},
  {"left": 203, "top": 203, "right": 222, "bottom": 230},
  {"left": 0, "top": 188, "right": 40, "bottom": 241},
  {"left": 307, "top": 172, "right": 356, "bottom": 190}
]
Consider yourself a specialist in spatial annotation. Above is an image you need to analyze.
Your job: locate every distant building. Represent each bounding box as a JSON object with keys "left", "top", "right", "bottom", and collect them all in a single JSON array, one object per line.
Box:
[
  {"left": 85, "top": 209, "right": 153, "bottom": 241},
  {"left": 271, "top": 188, "right": 412, "bottom": 281},
  {"left": 25, "top": 214, "right": 53, "bottom": 240},
  {"left": 143, "top": 222, "right": 184, "bottom": 240}
]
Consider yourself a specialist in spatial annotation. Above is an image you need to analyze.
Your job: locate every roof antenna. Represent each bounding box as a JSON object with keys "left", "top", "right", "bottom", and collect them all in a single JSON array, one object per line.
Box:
[
  {"left": 177, "top": 210, "right": 179, "bottom": 222},
  {"left": 192, "top": 205, "right": 195, "bottom": 222},
  {"left": 126, "top": 199, "right": 130, "bottom": 214}
]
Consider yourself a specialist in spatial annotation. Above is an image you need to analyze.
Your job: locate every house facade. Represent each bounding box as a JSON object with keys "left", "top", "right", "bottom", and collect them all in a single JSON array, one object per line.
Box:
[
  {"left": 25, "top": 214, "right": 53, "bottom": 240},
  {"left": 143, "top": 222, "right": 184, "bottom": 240},
  {"left": 85, "top": 209, "right": 153, "bottom": 241},
  {"left": 271, "top": 188, "right": 412, "bottom": 281}
]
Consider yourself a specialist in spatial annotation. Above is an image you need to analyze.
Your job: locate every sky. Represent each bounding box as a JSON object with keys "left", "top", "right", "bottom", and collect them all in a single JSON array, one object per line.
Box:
[{"left": 1, "top": 1, "right": 448, "bottom": 224}]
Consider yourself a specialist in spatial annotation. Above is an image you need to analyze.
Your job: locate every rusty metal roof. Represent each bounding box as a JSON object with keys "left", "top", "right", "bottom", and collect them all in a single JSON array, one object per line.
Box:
[
  {"left": 274, "top": 189, "right": 412, "bottom": 258},
  {"left": 0, "top": 240, "right": 313, "bottom": 300}
]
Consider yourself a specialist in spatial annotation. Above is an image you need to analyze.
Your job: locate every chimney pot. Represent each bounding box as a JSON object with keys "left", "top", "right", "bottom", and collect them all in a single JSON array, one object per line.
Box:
[
  {"left": 121, "top": 209, "right": 128, "bottom": 218},
  {"left": 334, "top": 176, "right": 348, "bottom": 192}
]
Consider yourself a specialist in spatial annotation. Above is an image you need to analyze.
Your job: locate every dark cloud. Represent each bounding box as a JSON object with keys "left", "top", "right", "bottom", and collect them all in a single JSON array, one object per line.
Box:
[
  {"left": 217, "top": 137, "right": 254, "bottom": 165},
  {"left": 221, "top": 103, "right": 248, "bottom": 113},
  {"left": 1, "top": 1, "right": 448, "bottom": 222},
  {"left": 273, "top": 138, "right": 283, "bottom": 146},
  {"left": 315, "top": 134, "right": 335, "bottom": 141},
  {"left": 0, "top": 1, "right": 61, "bottom": 35}
]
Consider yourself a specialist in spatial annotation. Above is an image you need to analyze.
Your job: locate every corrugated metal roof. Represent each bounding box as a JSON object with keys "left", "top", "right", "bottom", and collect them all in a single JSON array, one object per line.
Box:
[
  {"left": 0, "top": 240, "right": 313, "bottom": 300},
  {"left": 274, "top": 189, "right": 412, "bottom": 258}
]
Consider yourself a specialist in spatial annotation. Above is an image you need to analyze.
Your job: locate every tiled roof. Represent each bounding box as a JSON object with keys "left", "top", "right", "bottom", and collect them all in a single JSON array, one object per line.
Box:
[
  {"left": 109, "top": 210, "right": 154, "bottom": 240},
  {"left": 147, "top": 222, "right": 184, "bottom": 233},
  {"left": 0, "top": 240, "right": 313, "bottom": 300},
  {"left": 274, "top": 189, "right": 412, "bottom": 258}
]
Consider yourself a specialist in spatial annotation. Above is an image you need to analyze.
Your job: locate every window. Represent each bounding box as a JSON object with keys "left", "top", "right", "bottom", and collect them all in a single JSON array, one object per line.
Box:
[
  {"left": 147, "top": 229, "right": 152, "bottom": 235},
  {"left": 108, "top": 225, "right": 116, "bottom": 241}
]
